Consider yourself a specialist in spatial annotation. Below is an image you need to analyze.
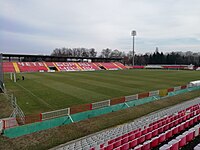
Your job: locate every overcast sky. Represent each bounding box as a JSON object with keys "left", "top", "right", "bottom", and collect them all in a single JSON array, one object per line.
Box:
[{"left": 1, "top": 0, "right": 200, "bottom": 55}]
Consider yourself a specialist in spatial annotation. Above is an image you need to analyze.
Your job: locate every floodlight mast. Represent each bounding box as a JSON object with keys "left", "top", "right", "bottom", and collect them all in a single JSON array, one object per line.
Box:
[{"left": 131, "top": 30, "right": 136, "bottom": 66}]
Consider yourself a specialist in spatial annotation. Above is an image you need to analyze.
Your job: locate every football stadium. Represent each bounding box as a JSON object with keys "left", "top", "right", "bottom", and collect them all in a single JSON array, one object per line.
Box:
[
  {"left": 1, "top": 1, "right": 200, "bottom": 150},
  {"left": 0, "top": 53, "right": 200, "bottom": 150}
]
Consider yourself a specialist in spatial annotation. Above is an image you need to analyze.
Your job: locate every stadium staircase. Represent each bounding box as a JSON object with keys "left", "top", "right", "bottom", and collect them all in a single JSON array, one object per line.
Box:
[
  {"left": 114, "top": 62, "right": 127, "bottom": 69},
  {"left": 43, "top": 62, "right": 50, "bottom": 71},
  {"left": 113, "top": 63, "right": 122, "bottom": 69},
  {"left": 13, "top": 62, "right": 20, "bottom": 73},
  {"left": 100, "top": 62, "right": 121, "bottom": 70},
  {"left": 75, "top": 63, "right": 83, "bottom": 71},
  {"left": 52, "top": 62, "right": 61, "bottom": 71}
]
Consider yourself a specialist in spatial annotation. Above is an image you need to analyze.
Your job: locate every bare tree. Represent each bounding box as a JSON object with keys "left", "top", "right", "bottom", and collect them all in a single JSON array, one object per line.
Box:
[{"left": 100, "top": 48, "right": 112, "bottom": 58}]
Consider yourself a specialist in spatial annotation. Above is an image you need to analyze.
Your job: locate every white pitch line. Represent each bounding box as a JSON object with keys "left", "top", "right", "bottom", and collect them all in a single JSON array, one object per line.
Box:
[{"left": 15, "top": 82, "right": 53, "bottom": 109}]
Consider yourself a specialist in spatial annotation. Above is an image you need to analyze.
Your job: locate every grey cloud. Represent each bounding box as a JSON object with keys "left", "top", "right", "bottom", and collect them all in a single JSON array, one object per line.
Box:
[{"left": 0, "top": 0, "right": 200, "bottom": 54}]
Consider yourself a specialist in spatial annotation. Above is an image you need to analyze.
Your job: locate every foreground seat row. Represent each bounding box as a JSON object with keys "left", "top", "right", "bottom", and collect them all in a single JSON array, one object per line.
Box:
[{"left": 55, "top": 97, "right": 200, "bottom": 150}]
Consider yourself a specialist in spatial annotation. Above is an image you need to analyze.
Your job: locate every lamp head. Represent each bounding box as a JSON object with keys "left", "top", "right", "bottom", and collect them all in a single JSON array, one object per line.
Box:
[{"left": 131, "top": 30, "right": 136, "bottom": 36}]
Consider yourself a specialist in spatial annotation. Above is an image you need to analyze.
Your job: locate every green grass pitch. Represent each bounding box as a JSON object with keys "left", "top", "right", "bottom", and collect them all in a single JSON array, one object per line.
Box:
[{"left": 4, "top": 69, "right": 200, "bottom": 115}]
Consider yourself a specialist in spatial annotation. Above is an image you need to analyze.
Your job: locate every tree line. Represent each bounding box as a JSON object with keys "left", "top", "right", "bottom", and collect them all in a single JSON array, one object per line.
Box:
[
  {"left": 51, "top": 47, "right": 200, "bottom": 66},
  {"left": 133, "top": 50, "right": 200, "bottom": 66},
  {"left": 51, "top": 47, "right": 124, "bottom": 58}
]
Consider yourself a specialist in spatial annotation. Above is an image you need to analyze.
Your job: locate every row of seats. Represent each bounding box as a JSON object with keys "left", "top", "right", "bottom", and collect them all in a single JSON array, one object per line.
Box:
[
  {"left": 96, "top": 104, "right": 200, "bottom": 150},
  {"left": 78, "top": 63, "right": 100, "bottom": 71},
  {"left": 114, "top": 62, "right": 127, "bottom": 69},
  {"left": 54, "top": 62, "right": 80, "bottom": 71},
  {"left": 95, "top": 63, "right": 121, "bottom": 70},
  {"left": 160, "top": 122, "right": 200, "bottom": 150},
  {"left": 2, "top": 62, "right": 15, "bottom": 72},
  {"left": 2, "top": 62, "right": 126, "bottom": 72},
  {"left": 55, "top": 97, "right": 200, "bottom": 150},
  {"left": 17, "top": 62, "right": 48, "bottom": 72}
]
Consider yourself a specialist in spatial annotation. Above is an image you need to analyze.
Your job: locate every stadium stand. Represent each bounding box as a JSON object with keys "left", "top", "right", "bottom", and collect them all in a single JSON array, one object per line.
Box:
[
  {"left": 160, "top": 122, "right": 200, "bottom": 150},
  {"left": 54, "top": 97, "right": 200, "bottom": 150},
  {"left": 96, "top": 62, "right": 121, "bottom": 70},
  {"left": 77, "top": 62, "right": 100, "bottom": 71},
  {"left": 114, "top": 62, "right": 127, "bottom": 69},
  {"left": 16, "top": 62, "right": 48, "bottom": 72},
  {"left": 2, "top": 62, "right": 126, "bottom": 72},
  {"left": 3, "top": 62, "right": 197, "bottom": 73},
  {"left": 2, "top": 62, "right": 15, "bottom": 72},
  {"left": 55, "top": 62, "right": 81, "bottom": 71}
]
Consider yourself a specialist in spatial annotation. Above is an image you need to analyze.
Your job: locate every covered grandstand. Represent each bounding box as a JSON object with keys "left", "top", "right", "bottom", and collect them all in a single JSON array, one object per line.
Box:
[{"left": 2, "top": 53, "right": 126, "bottom": 73}]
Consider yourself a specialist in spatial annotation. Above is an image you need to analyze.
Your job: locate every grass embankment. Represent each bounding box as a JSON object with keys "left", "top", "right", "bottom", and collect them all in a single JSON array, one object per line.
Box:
[
  {"left": 0, "top": 90, "right": 200, "bottom": 150},
  {"left": 4, "top": 70, "right": 200, "bottom": 114}
]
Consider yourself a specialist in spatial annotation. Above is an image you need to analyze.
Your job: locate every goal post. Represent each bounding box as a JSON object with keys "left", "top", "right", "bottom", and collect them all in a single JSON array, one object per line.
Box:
[{"left": 10, "top": 72, "right": 17, "bottom": 82}]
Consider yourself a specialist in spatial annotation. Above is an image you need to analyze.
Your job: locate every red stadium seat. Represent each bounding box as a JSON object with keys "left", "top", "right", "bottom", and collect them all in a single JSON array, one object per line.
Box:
[
  {"left": 186, "top": 131, "right": 194, "bottom": 142},
  {"left": 129, "top": 139, "right": 138, "bottom": 148},
  {"left": 150, "top": 137, "right": 159, "bottom": 148},
  {"left": 120, "top": 142, "right": 129, "bottom": 150},
  {"left": 166, "top": 130, "right": 173, "bottom": 139},
  {"left": 142, "top": 141, "right": 151, "bottom": 150},
  {"left": 178, "top": 135, "right": 187, "bottom": 147},
  {"left": 17, "top": 62, "right": 48, "bottom": 72},
  {"left": 145, "top": 132, "right": 152, "bottom": 140},
  {"left": 158, "top": 133, "right": 166, "bottom": 143},
  {"left": 113, "top": 140, "right": 122, "bottom": 148},
  {"left": 138, "top": 135, "right": 145, "bottom": 144},
  {"left": 121, "top": 137, "right": 128, "bottom": 144},
  {"left": 3, "top": 62, "right": 15, "bottom": 72},
  {"left": 128, "top": 134, "right": 135, "bottom": 141}
]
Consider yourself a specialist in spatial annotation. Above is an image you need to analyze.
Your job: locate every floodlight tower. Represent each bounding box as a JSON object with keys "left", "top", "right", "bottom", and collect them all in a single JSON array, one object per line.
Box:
[{"left": 131, "top": 30, "right": 136, "bottom": 66}]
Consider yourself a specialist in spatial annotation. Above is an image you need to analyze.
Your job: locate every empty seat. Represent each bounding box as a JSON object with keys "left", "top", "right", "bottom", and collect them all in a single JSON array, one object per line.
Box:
[
  {"left": 17, "top": 62, "right": 48, "bottom": 72},
  {"left": 3, "top": 62, "right": 15, "bottom": 72}
]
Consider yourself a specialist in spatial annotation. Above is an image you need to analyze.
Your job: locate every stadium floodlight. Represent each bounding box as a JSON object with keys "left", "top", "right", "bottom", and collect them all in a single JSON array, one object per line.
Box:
[{"left": 131, "top": 30, "right": 136, "bottom": 66}]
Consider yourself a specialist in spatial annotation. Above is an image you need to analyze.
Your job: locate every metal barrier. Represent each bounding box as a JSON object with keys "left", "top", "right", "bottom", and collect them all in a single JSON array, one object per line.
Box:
[
  {"left": 125, "top": 94, "right": 138, "bottom": 102},
  {"left": 181, "top": 85, "right": 187, "bottom": 89},
  {"left": 110, "top": 97, "right": 125, "bottom": 105},
  {"left": 159, "top": 89, "right": 168, "bottom": 97},
  {"left": 138, "top": 92, "right": 149, "bottom": 99},
  {"left": 41, "top": 108, "right": 70, "bottom": 120},
  {"left": 167, "top": 88, "right": 174, "bottom": 92},
  {"left": 24, "top": 114, "right": 41, "bottom": 124},
  {"left": 149, "top": 90, "right": 159, "bottom": 97},
  {"left": 174, "top": 86, "right": 181, "bottom": 91},
  {"left": 70, "top": 104, "right": 91, "bottom": 114},
  {"left": 2, "top": 84, "right": 196, "bottom": 130},
  {"left": 91, "top": 100, "right": 110, "bottom": 110},
  {"left": 3, "top": 118, "right": 18, "bottom": 129}
]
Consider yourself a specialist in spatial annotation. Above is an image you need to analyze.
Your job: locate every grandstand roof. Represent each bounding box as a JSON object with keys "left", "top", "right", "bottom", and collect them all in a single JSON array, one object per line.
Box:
[{"left": 2, "top": 53, "right": 122, "bottom": 62}]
